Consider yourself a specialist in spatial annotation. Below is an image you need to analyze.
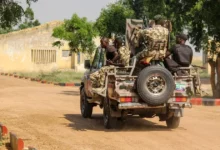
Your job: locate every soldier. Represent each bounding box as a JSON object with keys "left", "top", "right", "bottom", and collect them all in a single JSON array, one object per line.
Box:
[
  {"left": 165, "top": 33, "right": 193, "bottom": 66},
  {"left": 164, "top": 33, "right": 193, "bottom": 75},
  {"left": 90, "top": 37, "right": 119, "bottom": 89},
  {"left": 168, "top": 33, "right": 193, "bottom": 67},
  {"left": 108, "top": 36, "right": 130, "bottom": 67},
  {"left": 100, "top": 37, "right": 119, "bottom": 63},
  {"left": 135, "top": 15, "right": 169, "bottom": 61},
  {"left": 90, "top": 37, "right": 131, "bottom": 91}
]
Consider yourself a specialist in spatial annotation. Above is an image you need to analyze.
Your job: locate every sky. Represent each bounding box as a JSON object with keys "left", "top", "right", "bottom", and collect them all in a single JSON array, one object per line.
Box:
[
  {"left": 21, "top": 0, "right": 117, "bottom": 23},
  {"left": 20, "top": 0, "right": 202, "bottom": 57}
]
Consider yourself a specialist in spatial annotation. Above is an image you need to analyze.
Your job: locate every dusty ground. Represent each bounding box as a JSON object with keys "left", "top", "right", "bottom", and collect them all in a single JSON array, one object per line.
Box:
[{"left": 0, "top": 76, "right": 220, "bottom": 150}]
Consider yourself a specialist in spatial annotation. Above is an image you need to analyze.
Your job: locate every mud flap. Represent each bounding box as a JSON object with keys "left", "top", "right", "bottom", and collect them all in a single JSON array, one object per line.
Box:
[{"left": 174, "top": 108, "right": 184, "bottom": 117}]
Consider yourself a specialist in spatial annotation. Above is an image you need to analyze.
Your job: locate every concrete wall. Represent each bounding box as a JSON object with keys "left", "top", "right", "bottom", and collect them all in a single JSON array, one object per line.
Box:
[{"left": 0, "top": 21, "right": 86, "bottom": 72}]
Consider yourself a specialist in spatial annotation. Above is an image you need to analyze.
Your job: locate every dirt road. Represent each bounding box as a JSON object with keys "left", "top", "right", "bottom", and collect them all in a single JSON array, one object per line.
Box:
[{"left": 0, "top": 75, "right": 220, "bottom": 150}]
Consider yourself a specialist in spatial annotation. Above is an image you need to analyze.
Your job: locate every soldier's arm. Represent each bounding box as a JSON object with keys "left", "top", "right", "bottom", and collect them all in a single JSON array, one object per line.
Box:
[
  {"left": 106, "top": 60, "right": 125, "bottom": 67},
  {"left": 112, "top": 51, "right": 119, "bottom": 62},
  {"left": 188, "top": 46, "right": 193, "bottom": 64},
  {"left": 165, "top": 45, "right": 175, "bottom": 58},
  {"left": 107, "top": 46, "right": 119, "bottom": 63}
]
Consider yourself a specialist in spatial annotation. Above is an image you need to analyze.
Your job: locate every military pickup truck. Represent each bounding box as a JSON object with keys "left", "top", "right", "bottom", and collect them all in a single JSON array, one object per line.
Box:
[
  {"left": 79, "top": 56, "right": 202, "bottom": 129},
  {"left": 79, "top": 19, "right": 200, "bottom": 129}
]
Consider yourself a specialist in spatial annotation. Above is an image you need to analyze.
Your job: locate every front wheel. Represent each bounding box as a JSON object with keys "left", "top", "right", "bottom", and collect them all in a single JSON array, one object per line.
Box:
[
  {"left": 80, "top": 88, "right": 93, "bottom": 118},
  {"left": 166, "top": 116, "right": 180, "bottom": 129},
  {"left": 103, "top": 98, "right": 117, "bottom": 129}
]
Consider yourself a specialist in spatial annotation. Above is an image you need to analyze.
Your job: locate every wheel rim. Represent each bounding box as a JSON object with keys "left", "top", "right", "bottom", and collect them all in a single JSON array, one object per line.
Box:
[
  {"left": 145, "top": 74, "right": 166, "bottom": 95},
  {"left": 80, "top": 91, "right": 85, "bottom": 114}
]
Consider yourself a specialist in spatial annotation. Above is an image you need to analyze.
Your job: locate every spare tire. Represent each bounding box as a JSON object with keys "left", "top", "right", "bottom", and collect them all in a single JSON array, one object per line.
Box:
[{"left": 137, "top": 66, "right": 175, "bottom": 106}]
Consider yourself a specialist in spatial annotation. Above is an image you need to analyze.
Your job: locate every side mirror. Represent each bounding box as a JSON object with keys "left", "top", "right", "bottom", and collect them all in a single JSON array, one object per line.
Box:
[{"left": 84, "top": 60, "right": 91, "bottom": 69}]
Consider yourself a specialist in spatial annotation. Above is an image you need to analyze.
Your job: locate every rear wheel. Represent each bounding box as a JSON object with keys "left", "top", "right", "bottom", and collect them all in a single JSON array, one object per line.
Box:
[
  {"left": 80, "top": 88, "right": 93, "bottom": 118},
  {"left": 137, "top": 66, "right": 175, "bottom": 106},
  {"left": 103, "top": 97, "right": 117, "bottom": 129},
  {"left": 166, "top": 116, "right": 180, "bottom": 129}
]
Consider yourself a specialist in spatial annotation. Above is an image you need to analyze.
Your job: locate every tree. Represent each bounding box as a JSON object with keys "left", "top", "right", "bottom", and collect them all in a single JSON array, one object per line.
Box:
[
  {"left": 121, "top": 0, "right": 192, "bottom": 44},
  {"left": 0, "top": 27, "right": 12, "bottom": 34},
  {"left": 0, "top": 0, "right": 38, "bottom": 29},
  {"left": 52, "top": 14, "right": 98, "bottom": 55},
  {"left": 185, "top": 0, "right": 220, "bottom": 98},
  {"left": 95, "top": 2, "right": 134, "bottom": 37},
  {"left": 0, "top": 3, "right": 40, "bottom": 34},
  {"left": 18, "top": 7, "right": 40, "bottom": 30}
]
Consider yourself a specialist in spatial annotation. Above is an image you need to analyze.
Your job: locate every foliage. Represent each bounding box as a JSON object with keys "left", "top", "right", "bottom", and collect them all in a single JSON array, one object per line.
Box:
[
  {"left": 0, "top": 27, "right": 13, "bottom": 34},
  {"left": 0, "top": 0, "right": 38, "bottom": 29},
  {"left": 18, "top": 7, "right": 40, "bottom": 30},
  {"left": 111, "top": 0, "right": 220, "bottom": 97},
  {"left": 121, "top": 0, "right": 220, "bottom": 50},
  {"left": 95, "top": 2, "right": 135, "bottom": 37},
  {"left": 52, "top": 14, "right": 98, "bottom": 55}
]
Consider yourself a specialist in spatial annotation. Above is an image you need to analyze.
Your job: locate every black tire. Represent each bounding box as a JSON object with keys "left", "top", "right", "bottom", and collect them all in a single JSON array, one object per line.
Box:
[
  {"left": 137, "top": 66, "right": 175, "bottom": 106},
  {"left": 166, "top": 116, "right": 180, "bottom": 129},
  {"left": 80, "top": 88, "right": 93, "bottom": 118},
  {"left": 103, "top": 98, "right": 117, "bottom": 129}
]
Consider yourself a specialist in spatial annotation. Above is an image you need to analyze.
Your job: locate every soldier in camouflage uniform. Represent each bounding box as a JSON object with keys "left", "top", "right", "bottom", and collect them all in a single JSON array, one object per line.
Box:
[
  {"left": 112, "top": 36, "right": 130, "bottom": 67},
  {"left": 90, "top": 38, "right": 119, "bottom": 89},
  {"left": 207, "top": 38, "right": 220, "bottom": 97},
  {"left": 135, "top": 15, "right": 169, "bottom": 61},
  {"left": 90, "top": 37, "right": 130, "bottom": 90},
  {"left": 207, "top": 39, "right": 220, "bottom": 62}
]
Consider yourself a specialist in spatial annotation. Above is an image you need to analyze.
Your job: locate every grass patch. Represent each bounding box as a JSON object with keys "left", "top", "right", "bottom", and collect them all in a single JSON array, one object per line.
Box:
[
  {"left": 199, "top": 71, "right": 210, "bottom": 78},
  {"left": 192, "top": 59, "right": 203, "bottom": 66},
  {"left": 15, "top": 71, "right": 84, "bottom": 83},
  {"left": 191, "top": 59, "right": 210, "bottom": 78}
]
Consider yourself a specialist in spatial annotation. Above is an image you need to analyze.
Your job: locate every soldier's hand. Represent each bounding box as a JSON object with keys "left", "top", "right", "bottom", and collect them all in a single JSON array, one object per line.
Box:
[{"left": 106, "top": 60, "right": 113, "bottom": 65}]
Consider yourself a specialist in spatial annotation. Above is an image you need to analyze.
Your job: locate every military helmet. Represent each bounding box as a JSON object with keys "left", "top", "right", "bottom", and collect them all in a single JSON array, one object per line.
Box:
[
  {"left": 154, "top": 14, "right": 166, "bottom": 22},
  {"left": 115, "top": 35, "right": 125, "bottom": 45}
]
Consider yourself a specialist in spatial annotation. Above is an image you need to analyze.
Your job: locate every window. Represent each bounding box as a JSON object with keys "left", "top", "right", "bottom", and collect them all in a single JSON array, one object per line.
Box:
[
  {"left": 62, "top": 50, "right": 71, "bottom": 57},
  {"left": 31, "top": 49, "right": 56, "bottom": 64},
  {"left": 77, "top": 52, "right": 80, "bottom": 64}
]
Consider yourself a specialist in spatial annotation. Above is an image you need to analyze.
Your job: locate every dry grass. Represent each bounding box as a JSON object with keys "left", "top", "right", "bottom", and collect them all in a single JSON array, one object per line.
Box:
[{"left": 15, "top": 71, "right": 84, "bottom": 83}]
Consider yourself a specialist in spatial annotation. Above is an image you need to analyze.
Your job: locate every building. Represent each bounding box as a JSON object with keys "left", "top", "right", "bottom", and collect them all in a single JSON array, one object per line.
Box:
[{"left": 0, "top": 21, "right": 99, "bottom": 73}]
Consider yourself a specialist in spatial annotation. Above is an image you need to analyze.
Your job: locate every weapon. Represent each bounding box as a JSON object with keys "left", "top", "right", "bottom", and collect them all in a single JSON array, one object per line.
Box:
[
  {"left": 191, "top": 65, "right": 206, "bottom": 70},
  {"left": 166, "top": 20, "right": 172, "bottom": 50},
  {"left": 143, "top": 16, "right": 149, "bottom": 29}
]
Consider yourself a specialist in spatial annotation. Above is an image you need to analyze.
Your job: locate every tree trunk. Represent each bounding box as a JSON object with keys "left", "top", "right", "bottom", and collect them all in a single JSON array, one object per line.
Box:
[
  {"left": 216, "top": 56, "right": 220, "bottom": 98},
  {"left": 208, "top": 60, "right": 216, "bottom": 97}
]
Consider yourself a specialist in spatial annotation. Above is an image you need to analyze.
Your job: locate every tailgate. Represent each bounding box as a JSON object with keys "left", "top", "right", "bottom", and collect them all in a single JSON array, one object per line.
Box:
[{"left": 168, "top": 77, "right": 194, "bottom": 105}]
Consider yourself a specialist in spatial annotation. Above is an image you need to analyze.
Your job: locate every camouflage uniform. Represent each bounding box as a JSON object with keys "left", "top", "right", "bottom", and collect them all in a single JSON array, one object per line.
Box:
[
  {"left": 90, "top": 46, "right": 130, "bottom": 89},
  {"left": 135, "top": 25, "right": 169, "bottom": 61},
  {"left": 118, "top": 46, "right": 130, "bottom": 66},
  {"left": 90, "top": 66, "right": 115, "bottom": 88},
  {"left": 207, "top": 40, "right": 220, "bottom": 62},
  {"left": 91, "top": 46, "right": 105, "bottom": 69}
]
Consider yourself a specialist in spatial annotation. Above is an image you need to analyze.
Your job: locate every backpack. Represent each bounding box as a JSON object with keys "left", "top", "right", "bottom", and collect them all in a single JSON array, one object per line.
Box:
[{"left": 173, "top": 44, "right": 192, "bottom": 67}]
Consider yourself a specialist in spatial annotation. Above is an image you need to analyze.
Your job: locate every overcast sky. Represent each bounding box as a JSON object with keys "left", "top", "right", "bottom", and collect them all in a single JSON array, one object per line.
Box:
[{"left": 21, "top": 0, "right": 117, "bottom": 23}]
